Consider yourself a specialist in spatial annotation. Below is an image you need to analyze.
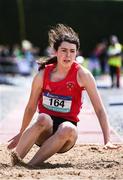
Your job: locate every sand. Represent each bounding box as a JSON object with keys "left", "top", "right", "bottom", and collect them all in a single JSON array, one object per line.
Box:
[{"left": 0, "top": 144, "right": 123, "bottom": 180}]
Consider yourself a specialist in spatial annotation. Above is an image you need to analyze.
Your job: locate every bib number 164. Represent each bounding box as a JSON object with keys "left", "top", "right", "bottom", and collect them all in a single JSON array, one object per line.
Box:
[{"left": 49, "top": 98, "right": 64, "bottom": 108}]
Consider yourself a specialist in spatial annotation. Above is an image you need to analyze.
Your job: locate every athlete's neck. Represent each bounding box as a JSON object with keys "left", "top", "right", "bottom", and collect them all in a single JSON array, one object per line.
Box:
[{"left": 55, "top": 62, "right": 72, "bottom": 75}]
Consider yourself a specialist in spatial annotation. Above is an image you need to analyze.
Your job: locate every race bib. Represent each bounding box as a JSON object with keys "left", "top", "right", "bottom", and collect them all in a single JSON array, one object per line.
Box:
[{"left": 42, "top": 92, "right": 72, "bottom": 113}]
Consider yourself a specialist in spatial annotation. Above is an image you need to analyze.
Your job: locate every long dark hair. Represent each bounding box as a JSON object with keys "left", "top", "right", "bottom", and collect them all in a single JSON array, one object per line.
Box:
[
  {"left": 37, "top": 56, "right": 57, "bottom": 71},
  {"left": 38, "top": 24, "right": 80, "bottom": 70}
]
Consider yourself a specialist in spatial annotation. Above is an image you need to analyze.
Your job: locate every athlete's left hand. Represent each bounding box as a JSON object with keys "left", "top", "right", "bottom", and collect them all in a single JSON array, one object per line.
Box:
[{"left": 104, "top": 141, "right": 120, "bottom": 150}]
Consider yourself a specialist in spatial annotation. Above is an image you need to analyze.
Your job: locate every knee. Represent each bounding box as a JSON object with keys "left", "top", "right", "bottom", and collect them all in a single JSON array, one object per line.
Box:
[
  {"left": 57, "top": 122, "right": 77, "bottom": 140},
  {"left": 35, "top": 113, "right": 53, "bottom": 130}
]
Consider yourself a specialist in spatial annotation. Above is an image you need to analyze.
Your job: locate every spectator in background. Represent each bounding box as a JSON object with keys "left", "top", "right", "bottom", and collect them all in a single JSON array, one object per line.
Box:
[
  {"left": 94, "top": 39, "right": 108, "bottom": 74},
  {"left": 12, "top": 44, "right": 23, "bottom": 60},
  {"left": 0, "top": 45, "right": 11, "bottom": 58},
  {"left": 88, "top": 52, "right": 100, "bottom": 77},
  {"left": 107, "top": 35, "right": 122, "bottom": 88}
]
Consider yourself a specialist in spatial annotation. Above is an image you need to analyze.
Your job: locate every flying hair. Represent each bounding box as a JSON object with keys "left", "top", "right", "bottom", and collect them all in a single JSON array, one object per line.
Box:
[
  {"left": 48, "top": 24, "right": 80, "bottom": 50},
  {"left": 38, "top": 23, "right": 80, "bottom": 70}
]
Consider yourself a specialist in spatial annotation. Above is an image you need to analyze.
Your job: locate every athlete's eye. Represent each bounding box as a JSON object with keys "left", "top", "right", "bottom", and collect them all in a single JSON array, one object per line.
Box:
[
  {"left": 71, "top": 50, "right": 76, "bottom": 53},
  {"left": 62, "top": 49, "right": 66, "bottom": 52}
]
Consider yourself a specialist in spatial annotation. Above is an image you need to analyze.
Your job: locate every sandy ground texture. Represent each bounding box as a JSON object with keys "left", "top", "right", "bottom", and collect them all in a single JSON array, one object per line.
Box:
[{"left": 0, "top": 144, "right": 123, "bottom": 180}]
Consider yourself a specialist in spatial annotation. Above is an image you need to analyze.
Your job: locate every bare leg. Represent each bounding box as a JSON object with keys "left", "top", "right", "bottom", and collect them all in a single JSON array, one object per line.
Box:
[
  {"left": 13, "top": 113, "right": 53, "bottom": 159},
  {"left": 28, "top": 122, "right": 78, "bottom": 166}
]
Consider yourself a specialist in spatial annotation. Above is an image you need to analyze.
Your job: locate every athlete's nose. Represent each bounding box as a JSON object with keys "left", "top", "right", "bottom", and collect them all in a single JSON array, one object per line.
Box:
[{"left": 66, "top": 51, "right": 71, "bottom": 58}]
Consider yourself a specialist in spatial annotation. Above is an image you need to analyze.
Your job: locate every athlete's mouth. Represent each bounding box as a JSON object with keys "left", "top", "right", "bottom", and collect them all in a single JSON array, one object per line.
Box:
[{"left": 63, "top": 59, "right": 71, "bottom": 63}]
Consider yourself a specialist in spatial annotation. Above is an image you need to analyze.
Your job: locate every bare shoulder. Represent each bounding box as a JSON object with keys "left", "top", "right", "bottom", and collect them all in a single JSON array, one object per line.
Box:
[
  {"left": 78, "top": 65, "right": 91, "bottom": 76},
  {"left": 32, "top": 69, "right": 45, "bottom": 88},
  {"left": 34, "top": 69, "right": 44, "bottom": 80},
  {"left": 77, "top": 65, "right": 95, "bottom": 87}
]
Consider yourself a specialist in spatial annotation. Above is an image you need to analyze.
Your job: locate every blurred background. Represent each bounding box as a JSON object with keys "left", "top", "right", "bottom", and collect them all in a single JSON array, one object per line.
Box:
[
  {"left": 0, "top": 0, "right": 123, "bottom": 55},
  {"left": 0, "top": 0, "right": 123, "bottom": 76}
]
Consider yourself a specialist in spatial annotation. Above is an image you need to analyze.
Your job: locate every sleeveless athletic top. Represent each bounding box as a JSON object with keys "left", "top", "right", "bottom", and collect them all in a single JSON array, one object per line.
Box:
[{"left": 38, "top": 61, "right": 85, "bottom": 122}]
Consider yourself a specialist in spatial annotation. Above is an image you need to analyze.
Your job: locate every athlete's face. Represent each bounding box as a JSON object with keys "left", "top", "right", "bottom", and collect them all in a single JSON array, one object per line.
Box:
[{"left": 55, "top": 41, "right": 77, "bottom": 68}]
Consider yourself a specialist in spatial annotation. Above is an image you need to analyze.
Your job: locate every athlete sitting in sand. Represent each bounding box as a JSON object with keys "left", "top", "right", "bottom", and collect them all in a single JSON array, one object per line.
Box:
[{"left": 8, "top": 24, "right": 118, "bottom": 167}]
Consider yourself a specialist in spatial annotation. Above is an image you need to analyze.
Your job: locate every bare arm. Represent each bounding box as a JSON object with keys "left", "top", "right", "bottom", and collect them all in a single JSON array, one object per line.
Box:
[
  {"left": 19, "top": 70, "right": 44, "bottom": 133},
  {"left": 7, "top": 70, "right": 44, "bottom": 149},
  {"left": 77, "top": 67, "right": 110, "bottom": 144}
]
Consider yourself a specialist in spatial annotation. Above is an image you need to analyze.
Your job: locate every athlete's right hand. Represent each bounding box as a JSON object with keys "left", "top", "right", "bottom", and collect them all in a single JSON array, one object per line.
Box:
[{"left": 7, "top": 133, "right": 22, "bottom": 150}]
